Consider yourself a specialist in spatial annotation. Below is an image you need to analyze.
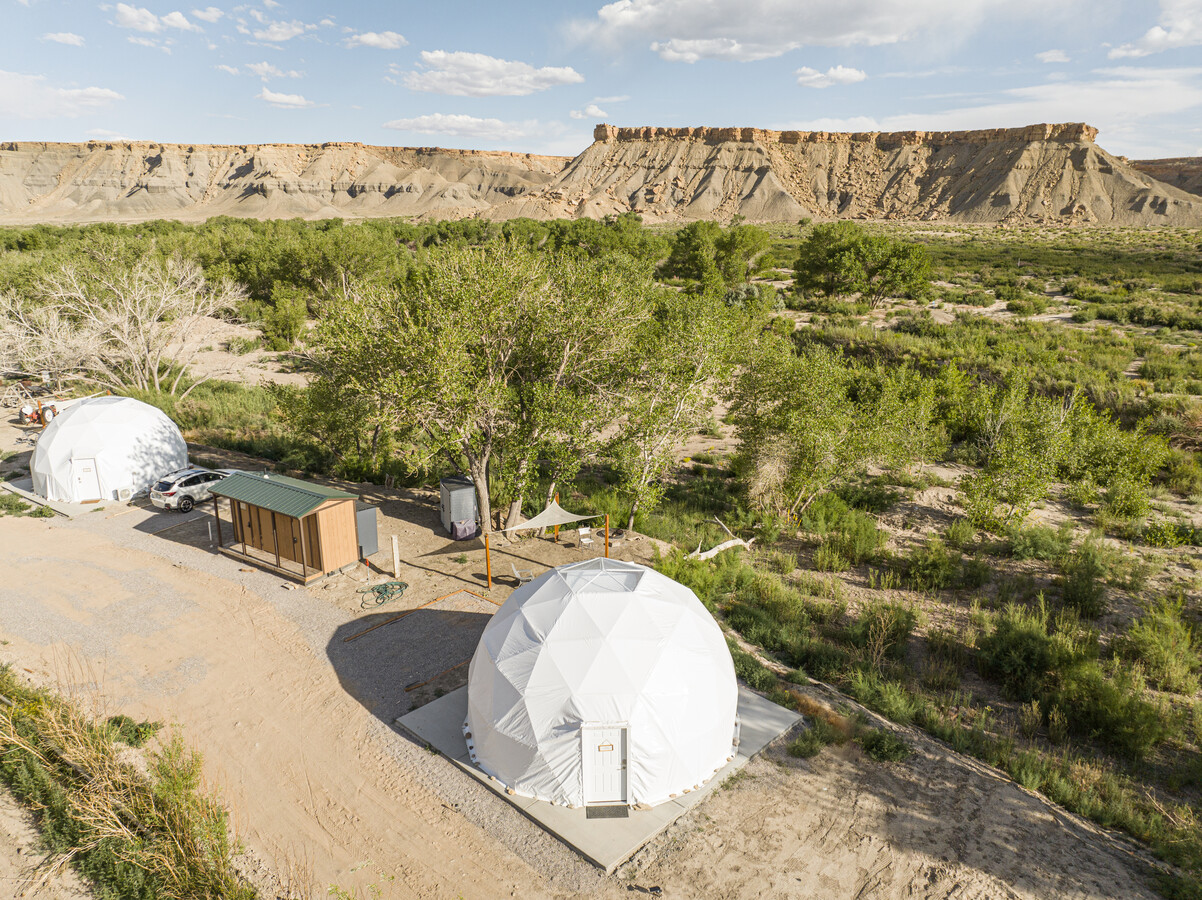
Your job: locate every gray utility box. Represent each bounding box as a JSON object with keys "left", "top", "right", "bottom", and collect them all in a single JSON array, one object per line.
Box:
[
  {"left": 440, "top": 476, "right": 478, "bottom": 535},
  {"left": 355, "top": 502, "right": 379, "bottom": 560}
]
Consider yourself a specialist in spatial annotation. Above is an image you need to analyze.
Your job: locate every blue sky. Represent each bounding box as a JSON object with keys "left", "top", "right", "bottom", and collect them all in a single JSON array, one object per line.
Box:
[{"left": 3, "top": 0, "right": 1202, "bottom": 159}]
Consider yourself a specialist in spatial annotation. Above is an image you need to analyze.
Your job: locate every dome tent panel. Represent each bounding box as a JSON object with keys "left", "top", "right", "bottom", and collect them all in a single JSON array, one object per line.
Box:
[
  {"left": 464, "top": 558, "right": 738, "bottom": 808},
  {"left": 31, "top": 396, "right": 188, "bottom": 503}
]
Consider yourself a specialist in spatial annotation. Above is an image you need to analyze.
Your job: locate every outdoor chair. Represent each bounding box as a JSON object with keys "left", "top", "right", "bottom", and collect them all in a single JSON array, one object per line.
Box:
[
  {"left": 511, "top": 563, "right": 534, "bottom": 585},
  {"left": 577, "top": 527, "right": 595, "bottom": 549}
]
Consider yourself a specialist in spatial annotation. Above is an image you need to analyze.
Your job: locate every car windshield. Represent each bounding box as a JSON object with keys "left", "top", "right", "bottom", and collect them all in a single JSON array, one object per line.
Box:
[{"left": 153, "top": 480, "right": 173, "bottom": 491}]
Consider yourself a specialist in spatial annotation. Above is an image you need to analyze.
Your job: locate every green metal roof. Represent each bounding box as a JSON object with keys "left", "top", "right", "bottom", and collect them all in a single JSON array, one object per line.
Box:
[{"left": 210, "top": 471, "right": 356, "bottom": 519}]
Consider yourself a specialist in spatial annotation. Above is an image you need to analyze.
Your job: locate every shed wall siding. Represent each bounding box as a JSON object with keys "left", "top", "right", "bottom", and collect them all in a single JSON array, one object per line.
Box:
[{"left": 315, "top": 499, "right": 358, "bottom": 571}]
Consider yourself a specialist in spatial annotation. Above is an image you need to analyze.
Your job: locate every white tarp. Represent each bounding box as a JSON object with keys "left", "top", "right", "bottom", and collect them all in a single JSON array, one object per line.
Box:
[
  {"left": 501, "top": 500, "right": 599, "bottom": 533},
  {"left": 463, "top": 558, "right": 739, "bottom": 808},
  {"left": 31, "top": 396, "right": 188, "bottom": 503}
]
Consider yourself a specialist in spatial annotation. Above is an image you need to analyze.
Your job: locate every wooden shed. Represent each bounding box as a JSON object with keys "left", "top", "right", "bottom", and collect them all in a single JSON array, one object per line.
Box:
[{"left": 210, "top": 472, "right": 360, "bottom": 583}]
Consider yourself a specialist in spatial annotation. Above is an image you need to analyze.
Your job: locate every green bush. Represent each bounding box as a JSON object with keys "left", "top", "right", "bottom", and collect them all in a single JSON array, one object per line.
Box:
[
  {"left": 978, "top": 602, "right": 1061, "bottom": 701},
  {"left": 859, "top": 728, "right": 913, "bottom": 762},
  {"left": 907, "top": 537, "right": 958, "bottom": 590},
  {"left": 944, "top": 518, "right": 976, "bottom": 549},
  {"left": 813, "top": 543, "right": 850, "bottom": 572},
  {"left": 0, "top": 493, "right": 30, "bottom": 515},
  {"left": 1144, "top": 520, "right": 1188, "bottom": 549},
  {"left": 1057, "top": 536, "right": 1109, "bottom": 618},
  {"left": 729, "top": 642, "right": 778, "bottom": 692},
  {"left": 959, "top": 556, "right": 993, "bottom": 589},
  {"left": 1102, "top": 476, "right": 1150, "bottom": 522},
  {"left": 1050, "top": 660, "right": 1168, "bottom": 760},
  {"left": 1115, "top": 596, "right": 1200, "bottom": 694},
  {"left": 787, "top": 718, "right": 843, "bottom": 758},
  {"left": 850, "top": 599, "right": 918, "bottom": 662},
  {"left": 1008, "top": 521, "right": 1074, "bottom": 562}
]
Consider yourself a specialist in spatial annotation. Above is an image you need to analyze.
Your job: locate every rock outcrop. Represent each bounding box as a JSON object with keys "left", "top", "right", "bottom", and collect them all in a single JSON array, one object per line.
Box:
[
  {"left": 1131, "top": 158, "right": 1202, "bottom": 198},
  {"left": 1, "top": 125, "right": 1199, "bottom": 225},
  {"left": 0, "top": 141, "right": 567, "bottom": 223},
  {"left": 487, "top": 123, "right": 1200, "bottom": 225}
]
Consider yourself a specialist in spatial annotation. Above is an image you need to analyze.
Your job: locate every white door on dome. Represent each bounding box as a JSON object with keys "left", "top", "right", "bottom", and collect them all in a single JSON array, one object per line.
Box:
[
  {"left": 582, "top": 724, "right": 627, "bottom": 805},
  {"left": 70, "top": 458, "right": 102, "bottom": 502}
]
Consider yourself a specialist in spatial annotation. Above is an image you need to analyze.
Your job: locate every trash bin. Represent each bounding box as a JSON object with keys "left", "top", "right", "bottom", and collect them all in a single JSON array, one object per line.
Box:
[{"left": 356, "top": 502, "right": 379, "bottom": 559}]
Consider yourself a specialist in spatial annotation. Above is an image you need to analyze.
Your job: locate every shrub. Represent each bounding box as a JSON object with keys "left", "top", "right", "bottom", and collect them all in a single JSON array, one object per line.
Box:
[
  {"left": 859, "top": 729, "right": 913, "bottom": 762},
  {"left": 1050, "top": 660, "right": 1167, "bottom": 760},
  {"left": 729, "top": 643, "right": 778, "bottom": 692},
  {"left": 1144, "top": 520, "right": 1187, "bottom": 549},
  {"left": 944, "top": 518, "right": 976, "bottom": 549},
  {"left": 787, "top": 717, "right": 843, "bottom": 758},
  {"left": 1008, "top": 521, "right": 1074, "bottom": 562},
  {"left": 1115, "top": 596, "right": 1201, "bottom": 694},
  {"left": 0, "top": 493, "right": 30, "bottom": 515},
  {"left": 847, "top": 670, "right": 922, "bottom": 724},
  {"left": 813, "top": 543, "right": 850, "bottom": 572},
  {"left": 978, "top": 602, "right": 1060, "bottom": 701},
  {"left": 959, "top": 556, "right": 993, "bottom": 589},
  {"left": 850, "top": 599, "right": 918, "bottom": 663},
  {"left": 1064, "top": 478, "right": 1101, "bottom": 509},
  {"left": 767, "top": 550, "right": 797, "bottom": 575},
  {"left": 1019, "top": 700, "right": 1041, "bottom": 739},
  {"left": 907, "top": 537, "right": 958, "bottom": 591},
  {"left": 1102, "top": 476, "right": 1150, "bottom": 522},
  {"left": 1057, "top": 536, "right": 1109, "bottom": 618}
]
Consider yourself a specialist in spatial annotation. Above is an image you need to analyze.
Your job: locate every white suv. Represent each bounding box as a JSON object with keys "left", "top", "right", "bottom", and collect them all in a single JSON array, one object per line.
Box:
[{"left": 150, "top": 467, "right": 234, "bottom": 513}]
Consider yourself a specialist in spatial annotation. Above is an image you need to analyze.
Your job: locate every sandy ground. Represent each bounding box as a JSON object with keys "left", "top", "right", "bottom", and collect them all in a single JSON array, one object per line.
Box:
[
  {"left": 0, "top": 788, "right": 92, "bottom": 900},
  {"left": 0, "top": 414, "right": 1176, "bottom": 899},
  {"left": 0, "top": 497, "right": 1170, "bottom": 900}
]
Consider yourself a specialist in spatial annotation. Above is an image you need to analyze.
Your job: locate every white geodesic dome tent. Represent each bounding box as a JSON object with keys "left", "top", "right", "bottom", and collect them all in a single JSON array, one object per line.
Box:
[
  {"left": 31, "top": 396, "right": 188, "bottom": 503},
  {"left": 463, "top": 558, "right": 739, "bottom": 808}
]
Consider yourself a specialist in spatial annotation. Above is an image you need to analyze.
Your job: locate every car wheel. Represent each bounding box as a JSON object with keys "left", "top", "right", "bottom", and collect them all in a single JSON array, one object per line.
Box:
[{"left": 179, "top": 496, "right": 194, "bottom": 513}]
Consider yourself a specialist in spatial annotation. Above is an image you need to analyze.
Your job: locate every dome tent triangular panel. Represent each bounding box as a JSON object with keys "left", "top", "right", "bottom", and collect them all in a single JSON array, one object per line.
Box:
[
  {"left": 464, "top": 558, "right": 738, "bottom": 808},
  {"left": 31, "top": 396, "right": 188, "bottom": 503}
]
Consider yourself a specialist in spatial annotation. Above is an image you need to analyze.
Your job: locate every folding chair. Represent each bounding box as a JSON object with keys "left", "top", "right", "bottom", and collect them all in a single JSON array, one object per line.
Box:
[
  {"left": 510, "top": 562, "right": 534, "bottom": 585},
  {"left": 577, "top": 527, "right": 595, "bottom": 549}
]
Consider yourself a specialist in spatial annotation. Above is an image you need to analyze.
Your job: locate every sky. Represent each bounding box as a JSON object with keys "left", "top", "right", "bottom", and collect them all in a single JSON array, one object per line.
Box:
[{"left": 3, "top": 0, "right": 1202, "bottom": 159}]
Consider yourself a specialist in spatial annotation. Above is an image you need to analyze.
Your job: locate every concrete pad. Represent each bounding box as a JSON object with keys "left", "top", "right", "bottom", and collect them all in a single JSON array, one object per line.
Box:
[
  {"left": 1, "top": 477, "right": 92, "bottom": 518},
  {"left": 396, "top": 684, "right": 800, "bottom": 872}
]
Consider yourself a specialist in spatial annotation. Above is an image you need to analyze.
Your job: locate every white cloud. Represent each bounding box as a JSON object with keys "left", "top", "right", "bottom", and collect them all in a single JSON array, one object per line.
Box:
[
  {"left": 191, "top": 6, "right": 224, "bottom": 23},
  {"left": 43, "top": 32, "right": 86, "bottom": 46},
  {"left": 1036, "top": 49, "right": 1070, "bottom": 63},
  {"left": 344, "top": 30, "right": 407, "bottom": 49},
  {"left": 247, "top": 61, "right": 302, "bottom": 79},
  {"left": 574, "top": 0, "right": 1056, "bottom": 62},
  {"left": 87, "top": 128, "right": 130, "bottom": 140},
  {"left": 402, "top": 50, "right": 584, "bottom": 96},
  {"left": 114, "top": 3, "right": 163, "bottom": 32},
  {"left": 795, "top": 64, "right": 867, "bottom": 88},
  {"left": 1110, "top": 0, "right": 1202, "bottom": 58},
  {"left": 113, "top": 4, "right": 202, "bottom": 33},
  {"left": 127, "top": 35, "right": 171, "bottom": 52},
  {"left": 252, "top": 19, "right": 314, "bottom": 41},
  {"left": 257, "top": 86, "right": 313, "bottom": 107},
  {"left": 162, "top": 10, "right": 199, "bottom": 31},
  {"left": 383, "top": 112, "right": 539, "bottom": 141},
  {"left": 215, "top": 64, "right": 239, "bottom": 74},
  {"left": 0, "top": 70, "right": 123, "bottom": 118},
  {"left": 569, "top": 102, "right": 609, "bottom": 119}
]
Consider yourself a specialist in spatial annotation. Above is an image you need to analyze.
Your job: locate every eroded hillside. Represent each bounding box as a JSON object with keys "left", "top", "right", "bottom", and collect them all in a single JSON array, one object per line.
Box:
[
  {"left": 1132, "top": 157, "right": 1202, "bottom": 198},
  {"left": 2, "top": 124, "right": 1200, "bottom": 225}
]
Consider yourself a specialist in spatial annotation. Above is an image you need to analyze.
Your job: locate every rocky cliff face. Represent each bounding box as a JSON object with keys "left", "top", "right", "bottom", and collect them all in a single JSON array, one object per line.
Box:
[
  {"left": 1131, "top": 158, "right": 1202, "bottom": 198},
  {"left": 0, "top": 141, "right": 567, "bottom": 223},
  {"left": 486, "top": 123, "right": 1201, "bottom": 225},
  {"left": 1, "top": 126, "right": 1199, "bottom": 225}
]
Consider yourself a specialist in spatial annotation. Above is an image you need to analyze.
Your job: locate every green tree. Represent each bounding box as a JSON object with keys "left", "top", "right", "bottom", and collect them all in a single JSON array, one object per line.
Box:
[
  {"left": 793, "top": 221, "right": 930, "bottom": 309},
  {"left": 730, "top": 342, "right": 909, "bottom": 516}
]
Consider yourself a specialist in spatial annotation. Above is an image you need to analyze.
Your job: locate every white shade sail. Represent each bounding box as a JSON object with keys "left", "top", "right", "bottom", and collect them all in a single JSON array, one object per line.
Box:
[
  {"left": 463, "top": 558, "right": 739, "bottom": 808},
  {"left": 500, "top": 500, "right": 599, "bottom": 533},
  {"left": 31, "top": 396, "right": 188, "bottom": 503}
]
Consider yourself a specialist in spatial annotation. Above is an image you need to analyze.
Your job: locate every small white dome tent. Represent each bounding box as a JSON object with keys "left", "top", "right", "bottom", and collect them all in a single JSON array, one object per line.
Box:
[
  {"left": 31, "top": 396, "right": 188, "bottom": 503},
  {"left": 464, "top": 558, "right": 739, "bottom": 808}
]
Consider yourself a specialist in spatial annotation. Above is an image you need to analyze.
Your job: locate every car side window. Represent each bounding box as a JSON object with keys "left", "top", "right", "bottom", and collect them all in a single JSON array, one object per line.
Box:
[{"left": 181, "top": 476, "right": 199, "bottom": 487}]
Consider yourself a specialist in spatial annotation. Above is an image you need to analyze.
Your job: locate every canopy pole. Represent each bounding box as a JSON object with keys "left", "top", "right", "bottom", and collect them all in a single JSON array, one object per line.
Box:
[
  {"left": 484, "top": 531, "right": 492, "bottom": 590},
  {"left": 553, "top": 492, "right": 560, "bottom": 543},
  {"left": 605, "top": 513, "right": 610, "bottom": 559}
]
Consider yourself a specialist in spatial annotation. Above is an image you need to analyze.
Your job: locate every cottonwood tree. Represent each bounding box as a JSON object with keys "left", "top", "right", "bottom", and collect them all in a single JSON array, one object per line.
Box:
[
  {"left": 793, "top": 221, "right": 930, "bottom": 309},
  {"left": 730, "top": 341, "right": 909, "bottom": 517},
  {"left": 2, "top": 253, "right": 242, "bottom": 396},
  {"left": 308, "top": 242, "right": 661, "bottom": 533},
  {"left": 610, "top": 291, "right": 743, "bottom": 529}
]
